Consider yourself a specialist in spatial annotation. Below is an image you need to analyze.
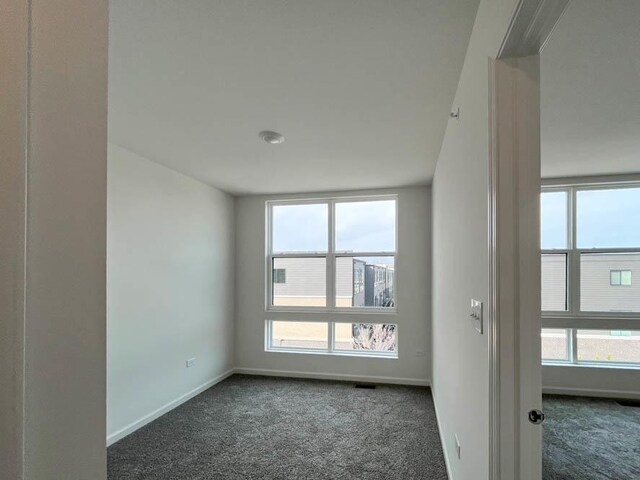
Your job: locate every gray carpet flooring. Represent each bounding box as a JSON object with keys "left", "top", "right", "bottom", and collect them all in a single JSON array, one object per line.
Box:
[
  {"left": 108, "top": 375, "right": 447, "bottom": 480},
  {"left": 543, "top": 395, "right": 640, "bottom": 480}
]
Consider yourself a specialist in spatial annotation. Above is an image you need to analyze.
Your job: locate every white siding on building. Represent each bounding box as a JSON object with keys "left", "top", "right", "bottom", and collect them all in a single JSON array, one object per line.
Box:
[
  {"left": 581, "top": 253, "right": 640, "bottom": 312},
  {"left": 542, "top": 254, "right": 567, "bottom": 311},
  {"left": 272, "top": 257, "right": 394, "bottom": 307}
]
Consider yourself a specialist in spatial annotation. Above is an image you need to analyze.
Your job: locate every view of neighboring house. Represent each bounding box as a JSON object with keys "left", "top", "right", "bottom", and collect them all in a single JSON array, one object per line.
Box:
[
  {"left": 580, "top": 254, "right": 640, "bottom": 312},
  {"left": 272, "top": 257, "right": 395, "bottom": 308},
  {"left": 542, "top": 253, "right": 640, "bottom": 363},
  {"left": 542, "top": 253, "right": 640, "bottom": 312}
]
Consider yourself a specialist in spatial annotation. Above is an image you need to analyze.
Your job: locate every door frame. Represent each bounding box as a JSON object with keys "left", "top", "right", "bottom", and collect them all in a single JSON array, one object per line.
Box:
[{"left": 488, "top": 1, "right": 571, "bottom": 479}]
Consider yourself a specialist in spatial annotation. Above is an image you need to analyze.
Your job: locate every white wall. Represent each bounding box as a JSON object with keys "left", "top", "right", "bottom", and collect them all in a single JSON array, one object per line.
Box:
[
  {"left": 235, "top": 187, "right": 431, "bottom": 384},
  {"left": 0, "top": 1, "right": 109, "bottom": 478},
  {"left": 0, "top": 2, "right": 29, "bottom": 477},
  {"left": 543, "top": 365, "right": 640, "bottom": 400},
  {"left": 431, "top": 0, "right": 518, "bottom": 479},
  {"left": 107, "top": 144, "right": 235, "bottom": 443}
]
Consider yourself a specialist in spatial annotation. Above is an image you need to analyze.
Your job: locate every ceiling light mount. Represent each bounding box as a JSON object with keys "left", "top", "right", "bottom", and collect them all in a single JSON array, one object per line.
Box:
[{"left": 259, "top": 131, "right": 285, "bottom": 145}]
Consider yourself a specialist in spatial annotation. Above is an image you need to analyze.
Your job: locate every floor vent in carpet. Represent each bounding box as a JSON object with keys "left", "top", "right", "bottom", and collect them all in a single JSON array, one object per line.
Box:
[
  {"left": 355, "top": 384, "right": 376, "bottom": 389},
  {"left": 616, "top": 399, "right": 640, "bottom": 408}
]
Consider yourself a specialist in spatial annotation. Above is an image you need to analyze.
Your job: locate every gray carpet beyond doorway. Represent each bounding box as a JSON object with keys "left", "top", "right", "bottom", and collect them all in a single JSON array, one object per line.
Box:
[
  {"left": 108, "top": 375, "right": 447, "bottom": 480},
  {"left": 543, "top": 395, "right": 640, "bottom": 480}
]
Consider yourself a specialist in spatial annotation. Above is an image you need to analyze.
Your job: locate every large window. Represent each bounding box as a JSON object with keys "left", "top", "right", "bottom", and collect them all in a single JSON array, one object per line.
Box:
[
  {"left": 268, "top": 197, "right": 397, "bottom": 311},
  {"left": 266, "top": 196, "right": 398, "bottom": 358},
  {"left": 541, "top": 183, "right": 640, "bottom": 367}
]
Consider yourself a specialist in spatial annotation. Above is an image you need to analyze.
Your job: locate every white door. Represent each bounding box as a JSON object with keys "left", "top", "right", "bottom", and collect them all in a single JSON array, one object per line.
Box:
[{"left": 491, "top": 55, "right": 543, "bottom": 480}]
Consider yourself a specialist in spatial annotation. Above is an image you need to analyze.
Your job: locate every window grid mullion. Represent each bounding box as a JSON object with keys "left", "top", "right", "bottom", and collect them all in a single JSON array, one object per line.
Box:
[
  {"left": 569, "top": 186, "right": 579, "bottom": 316},
  {"left": 328, "top": 322, "right": 334, "bottom": 353},
  {"left": 327, "top": 200, "right": 336, "bottom": 309}
]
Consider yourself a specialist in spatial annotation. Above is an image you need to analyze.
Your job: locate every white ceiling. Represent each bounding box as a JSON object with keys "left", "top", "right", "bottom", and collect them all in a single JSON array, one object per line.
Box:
[
  {"left": 108, "top": 0, "right": 480, "bottom": 195},
  {"left": 541, "top": 0, "right": 640, "bottom": 179}
]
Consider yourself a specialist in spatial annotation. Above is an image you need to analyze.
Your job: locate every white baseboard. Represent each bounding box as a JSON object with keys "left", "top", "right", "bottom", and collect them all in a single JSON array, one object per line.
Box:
[
  {"left": 430, "top": 386, "right": 453, "bottom": 480},
  {"left": 107, "top": 368, "right": 235, "bottom": 446},
  {"left": 543, "top": 386, "right": 640, "bottom": 400},
  {"left": 234, "top": 367, "right": 430, "bottom": 386}
]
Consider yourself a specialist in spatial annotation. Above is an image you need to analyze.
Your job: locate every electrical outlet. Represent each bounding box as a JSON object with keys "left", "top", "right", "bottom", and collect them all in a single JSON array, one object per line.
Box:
[
  {"left": 415, "top": 349, "right": 426, "bottom": 357},
  {"left": 455, "top": 434, "right": 461, "bottom": 459},
  {"left": 186, "top": 358, "right": 196, "bottom": 368}
]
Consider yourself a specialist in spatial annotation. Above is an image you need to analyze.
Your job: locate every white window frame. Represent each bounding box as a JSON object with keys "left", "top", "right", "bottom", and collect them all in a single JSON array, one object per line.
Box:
[
  {"left": 541, "top": 178, "right": 640, "bottom": 367},
  {"left": 265, "top": 320, "right": 398, "bottom": 359},
  {"left": 265, "top": 194, "right": 398, "bottom": 314}
]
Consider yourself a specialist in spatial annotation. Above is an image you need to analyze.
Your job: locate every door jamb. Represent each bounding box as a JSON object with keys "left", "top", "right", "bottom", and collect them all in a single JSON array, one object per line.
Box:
[{"left": 488, "top": 1, "right": 572, "bottom": 479}]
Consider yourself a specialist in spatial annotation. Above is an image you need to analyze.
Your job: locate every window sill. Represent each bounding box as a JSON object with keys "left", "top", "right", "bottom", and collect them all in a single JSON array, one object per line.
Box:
[
  {"left": 265, "top": 348, "right": 398, "bottom": 360},
  {"left": 543, "top": 361, "right": 640, "bottom": 370}
]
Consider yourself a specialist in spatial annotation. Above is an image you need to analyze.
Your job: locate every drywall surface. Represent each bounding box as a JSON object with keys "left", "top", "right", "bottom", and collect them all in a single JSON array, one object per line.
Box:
[
  {"left": 0, "top": 1, "right": 28, "bottom": 477},
  {"left": 107, "top": 144, "right": 235, "bottom": 441},
  {"left": 13, "top": 1, "right": 109, "bottom": 479},
  {"left": 431, "top": 0, "right": 518, "bottom": 478},
  {"left": 234, "top": 187, "right": 431, "bottom": 383},
  {"left": 543, "top": 366, "right": 640, "bottom": 400}
]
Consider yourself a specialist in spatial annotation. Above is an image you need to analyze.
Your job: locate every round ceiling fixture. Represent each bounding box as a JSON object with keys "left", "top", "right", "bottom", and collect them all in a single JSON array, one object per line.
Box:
[{"left": 259, "top": 131, "right": 285, "bottom": 145}]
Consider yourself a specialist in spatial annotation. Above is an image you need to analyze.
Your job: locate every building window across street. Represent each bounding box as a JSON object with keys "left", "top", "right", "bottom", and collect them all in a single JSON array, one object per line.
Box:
[{"left": 610, "top": 270, "right": 632, "bottom": 287}]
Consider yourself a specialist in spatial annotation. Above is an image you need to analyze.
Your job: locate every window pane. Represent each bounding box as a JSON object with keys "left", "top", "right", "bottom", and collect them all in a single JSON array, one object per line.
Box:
[
  {"left": 541, "top": 328, "right": 569, "bottom": 361},
  {"left": 335, "top": 200, "right": 396, "bottom": 252},
  {"left": 272, "top": 204, "right": 328, "bottom": 253},
  {"left": 610, "top": 270, "right": 621, "bottom": 286},
  {"left": 580, "top": 253, "right": 640, "bottom": 312},
  {"left": 272, "top": 257, "right": 326, "bottom": 307},
  {"left": 335, "top": 256, "right": 395, "bottom": 308},
  {"left": 270, "top": 321, "right": 328, "bottom": 350},
  {"left": 541, "top": 254, "right": 567, "bottom": 311},
  {"left": 334, "top": 323, "right": 397, "bottom": 353},
  {"left": 541, "top": 191, "right": 568, "bottom": 249},
  {"left": 577, "top": 187, "right": 640, "bottom": 248},
  {"left": 577, "top": 330, "right": 640, "bottom": 364}
]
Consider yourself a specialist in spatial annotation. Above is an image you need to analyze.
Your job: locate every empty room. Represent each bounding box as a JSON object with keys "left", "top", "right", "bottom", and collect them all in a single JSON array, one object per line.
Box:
[
  {"left": 2, "top": 1, "right": 638, "bottom": 480},
  {"left": 540, "top": 1, "right": 640, "bottom": 479}
]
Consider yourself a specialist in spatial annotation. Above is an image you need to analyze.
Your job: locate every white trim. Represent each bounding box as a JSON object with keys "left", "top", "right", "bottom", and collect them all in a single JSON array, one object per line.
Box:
[
  {"left": 431, "top": 390, "right": 453, "bottom": 480},
  {"left": 499, "top": 0, "right": 571, "bottom": 58},
  {"left": 487, "top": 56, "right": 500, "bottom": 480},
  {"left": 106, "top": 368, "right": 235, "bottom": 446},
  {"left": 491, "top": 55, "right": 543, "bottom": 480},
  {"left": 543, "top": 174, "right": 640, "bottom": 187},
  {"left": 491, "top": 3, "right": 574, "bottom": 479},
  {"left": 542, "top": 386, "right": 640, "bottom": 401},
  {"left": 264, "top": 347, "right": 398, "bottom": 360},
  {"left": 234, "top": 367, "right": 428, "bottom": 386}
]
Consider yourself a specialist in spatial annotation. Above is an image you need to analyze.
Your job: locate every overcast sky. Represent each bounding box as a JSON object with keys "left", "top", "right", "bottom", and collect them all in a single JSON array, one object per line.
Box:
[
  {"left": 272, "top": 200, "right": 396, "bottom": 253},
  {"left": 541, "top": 187, "right": 640, "bottom": 249},
  {"left": 273, "top": 189, "right": 639, "bottom": 253}
]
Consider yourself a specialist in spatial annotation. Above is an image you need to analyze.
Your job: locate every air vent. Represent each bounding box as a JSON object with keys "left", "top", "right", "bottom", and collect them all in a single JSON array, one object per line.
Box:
[{"left": 355, "top": 384, "right": 376, "bottom": 389}]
